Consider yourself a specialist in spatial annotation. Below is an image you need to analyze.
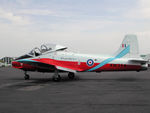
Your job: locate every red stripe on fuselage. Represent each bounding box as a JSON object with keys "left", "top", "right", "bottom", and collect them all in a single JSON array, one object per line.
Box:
[
  {"left": 95, "top": 64, "right": 141, "bottom": 71},
  {"left": 33, "top": 58, "right": 80, "bottom": 71},
  {"left": 78, "top": 62, "right": 141, "bottom": 71},
  {"left": 12, "top": 61, "right": 36, "bottom": 71},
  {"left": 32, "top": 58, "right": 142, "bottom": 72}
]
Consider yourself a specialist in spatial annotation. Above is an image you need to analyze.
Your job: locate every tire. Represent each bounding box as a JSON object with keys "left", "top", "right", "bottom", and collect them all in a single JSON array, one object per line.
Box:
[
  {"left": 68, "top": 72, "right": 75, "bottom": 79},
  {"left": 24, "top": 74, "right": 30, "bottom": 80},
  {"left": 52, "top": 75, "right": 61, "bottom": 82}
]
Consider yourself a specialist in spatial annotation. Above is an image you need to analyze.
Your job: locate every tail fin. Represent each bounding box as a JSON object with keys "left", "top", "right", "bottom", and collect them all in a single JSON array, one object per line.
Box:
[{"left": 114, "top": 35, "right": 139, "bottom": 58}]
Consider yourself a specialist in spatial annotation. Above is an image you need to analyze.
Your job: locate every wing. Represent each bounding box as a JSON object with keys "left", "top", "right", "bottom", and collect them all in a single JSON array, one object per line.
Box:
[
  {"left": 16, "top": 59, "right": 79, "bottom": 73},
  {"left": 32, "top": 58, "right": 81, "bottom": 72},
  {"left": 16, "top": 59, "right": 55, "bottom": 70}
]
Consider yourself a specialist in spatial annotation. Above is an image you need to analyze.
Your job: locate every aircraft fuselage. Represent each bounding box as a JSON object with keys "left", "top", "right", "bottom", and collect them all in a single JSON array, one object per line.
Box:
[{"left": 12, "top": 51, "right": 146, "bottom": 72}]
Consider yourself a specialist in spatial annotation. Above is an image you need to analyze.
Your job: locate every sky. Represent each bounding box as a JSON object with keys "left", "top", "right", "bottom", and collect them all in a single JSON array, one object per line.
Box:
[{"left": 0, "top": 0, "right": 150, "bottom": 58}]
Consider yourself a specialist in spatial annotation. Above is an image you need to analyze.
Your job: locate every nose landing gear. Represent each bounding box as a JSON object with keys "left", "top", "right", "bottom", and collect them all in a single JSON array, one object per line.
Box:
[{"left": 24, "top": 72, "right": 30, "bottom": 80}]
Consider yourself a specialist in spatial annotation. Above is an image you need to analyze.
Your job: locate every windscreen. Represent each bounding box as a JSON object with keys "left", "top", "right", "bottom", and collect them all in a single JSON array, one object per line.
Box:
[{"left": 28, "top": 47, "right": 41, "bottom": 56}]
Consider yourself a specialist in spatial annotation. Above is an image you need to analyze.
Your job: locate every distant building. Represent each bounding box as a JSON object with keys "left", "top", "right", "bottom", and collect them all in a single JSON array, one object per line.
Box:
[
  {"left": 0, "top": 62, "right": 5, "bottom": 67},
  {"left": 1, "top": 57, "right": 15, "bottom": 64}
]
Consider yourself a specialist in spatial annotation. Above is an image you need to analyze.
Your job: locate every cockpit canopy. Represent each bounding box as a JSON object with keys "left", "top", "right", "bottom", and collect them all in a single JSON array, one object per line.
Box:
[
  {"left": 28, "top": 44, "right": 67, "bottom": 56},
  {"left": 40, "top": 44, "right": 67, "bottom": 53},
  {"left": 16, "top": 44, "right": 67, "bottom": 60}
]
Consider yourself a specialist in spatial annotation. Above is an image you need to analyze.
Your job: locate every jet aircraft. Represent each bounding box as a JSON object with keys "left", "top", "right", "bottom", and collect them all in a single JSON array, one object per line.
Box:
[{"left": 12, "top": 35, "right": 150, "bottom": 81}]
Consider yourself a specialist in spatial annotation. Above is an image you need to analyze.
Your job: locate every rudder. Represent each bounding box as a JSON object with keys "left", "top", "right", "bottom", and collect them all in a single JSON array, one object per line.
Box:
[{"left": 115, "top": 35, "right": 139, "bottom": 58}]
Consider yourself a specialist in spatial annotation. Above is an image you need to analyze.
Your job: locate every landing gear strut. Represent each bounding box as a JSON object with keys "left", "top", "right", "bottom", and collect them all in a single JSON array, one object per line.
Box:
[
  {"left": 68, "top": 72, "right": 75, "bottom": 79},
  {"left": 24, "top": 72, "right": 30, "bottom": 80},
  {"left": 52, "top": 70, "right": 61, "bottom": 82}
]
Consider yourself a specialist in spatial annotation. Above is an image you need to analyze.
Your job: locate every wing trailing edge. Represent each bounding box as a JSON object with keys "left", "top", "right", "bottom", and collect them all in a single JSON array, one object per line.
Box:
[{"left": 56, "top": 66, "right": 77, "bottom": 73}]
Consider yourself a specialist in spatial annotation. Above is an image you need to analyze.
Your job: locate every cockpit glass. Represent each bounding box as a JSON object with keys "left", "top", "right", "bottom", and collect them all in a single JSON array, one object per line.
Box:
[
  {"left": 28, "top": 50, "right": 34, "bottom": 56},
  {"left": 40, "top": 44, "right": 56, "bottom": 53},
  {"left": 41, "top": 44, "right": 52, "bottom": 53},
  {"left": 27, "top": 44, "right": 67, "bottom": 56},
  {"left": 16, "top": 44, "right": 68, "bottom": 60},
  {"left": 28, "top": 47, "right": 41, "bottom": 56}
]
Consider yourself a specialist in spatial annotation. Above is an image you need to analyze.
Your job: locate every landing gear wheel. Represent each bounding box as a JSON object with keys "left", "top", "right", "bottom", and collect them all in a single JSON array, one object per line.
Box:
[
  {"left": 68, "top": 72, "right": 75, "bottom": 79},
  {"left": 52, "top": 74, "right": 61, "bottom": 82},
  {"left": 24, "top": 74, "right": 30, "bottom": 80}
]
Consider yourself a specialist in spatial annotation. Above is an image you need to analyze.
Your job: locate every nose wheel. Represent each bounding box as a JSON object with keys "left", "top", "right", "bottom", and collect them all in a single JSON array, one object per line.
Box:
[{"left": 24, "top": 72, "right": 30, "bottom": 80}]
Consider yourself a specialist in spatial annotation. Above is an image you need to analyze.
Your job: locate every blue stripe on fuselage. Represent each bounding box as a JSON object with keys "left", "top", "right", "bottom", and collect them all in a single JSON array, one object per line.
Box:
[
  {"left": 87, "top": 45, "right": 130, "bottom": 72},
  {"left": 16, "top": 59, "right": 38, "bottom": 63}
]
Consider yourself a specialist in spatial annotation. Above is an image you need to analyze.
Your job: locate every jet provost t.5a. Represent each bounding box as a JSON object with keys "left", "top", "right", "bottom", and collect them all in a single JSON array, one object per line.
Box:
[{"left": 12, "top": 35, "right": 150, "bottom": 81}]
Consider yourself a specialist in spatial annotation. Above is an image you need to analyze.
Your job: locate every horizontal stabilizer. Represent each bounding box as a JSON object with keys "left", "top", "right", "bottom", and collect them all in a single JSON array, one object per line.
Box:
[
  {"left": 129, "top": 59, "right": 147, "bottom": 63},
  {"left": 143, "top": 54, "right": 150, "bottom": 61}
]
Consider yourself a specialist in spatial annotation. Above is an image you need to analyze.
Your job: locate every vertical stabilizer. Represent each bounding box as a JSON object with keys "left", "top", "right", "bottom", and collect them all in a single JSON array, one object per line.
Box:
[{"left": 115, "top": 35, "right": 139, "bottom": 58}]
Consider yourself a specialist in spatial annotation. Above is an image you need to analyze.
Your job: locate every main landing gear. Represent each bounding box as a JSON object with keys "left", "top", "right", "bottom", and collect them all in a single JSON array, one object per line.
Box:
[
  {"left": 68, "top": 72, "right": 75, "bottom": 80},
  {"left": 24, "top": 71, "right": 30, "bottom": 80},
  {"left": 52, "top": 70, "right": 75, "bottom": 82},
  {"left": 23, "top": 70, "right": 75, "bottom": 81},
  {"left": 52, "top": 70, "right": 61, "bottom": 82}
]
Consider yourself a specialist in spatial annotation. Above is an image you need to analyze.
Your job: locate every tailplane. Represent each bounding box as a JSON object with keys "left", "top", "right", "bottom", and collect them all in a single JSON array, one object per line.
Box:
[
  {"left": 141, "top": 54, "right": 150, "bottom": 61},
  {"left": 114, "top": 35, "right": 139, "bottom": 58}
]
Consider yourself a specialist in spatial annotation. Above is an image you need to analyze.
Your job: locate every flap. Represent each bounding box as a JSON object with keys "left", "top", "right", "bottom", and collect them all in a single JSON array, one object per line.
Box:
[{"left": 56, "top": 66, "right": 76, "bottom": 73}]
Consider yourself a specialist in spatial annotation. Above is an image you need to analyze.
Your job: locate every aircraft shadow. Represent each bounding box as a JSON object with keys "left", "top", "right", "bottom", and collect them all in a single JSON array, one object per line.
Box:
[{"left": 10, "top": 75, "right": 150, "bottom": 84}]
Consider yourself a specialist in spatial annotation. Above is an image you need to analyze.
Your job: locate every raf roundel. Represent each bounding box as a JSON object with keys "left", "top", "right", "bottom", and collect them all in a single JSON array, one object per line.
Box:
[{"left": 87, "top": 59, "right": 94, "bottom": 66}]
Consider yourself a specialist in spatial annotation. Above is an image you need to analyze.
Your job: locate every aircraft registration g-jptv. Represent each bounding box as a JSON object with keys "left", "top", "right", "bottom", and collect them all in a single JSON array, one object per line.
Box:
[{"left": 12, "top": 35, "right": 150, "bottom": 81}]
